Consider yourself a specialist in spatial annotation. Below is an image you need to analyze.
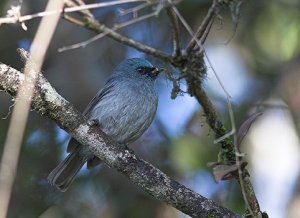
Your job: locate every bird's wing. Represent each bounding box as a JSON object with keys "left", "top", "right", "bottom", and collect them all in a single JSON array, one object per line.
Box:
[
  {"left": 83, "top": 77, "right": 115, "bottom": 116},
  {"left": 67, "top": 77, "right": 115, "bottom": 153}
]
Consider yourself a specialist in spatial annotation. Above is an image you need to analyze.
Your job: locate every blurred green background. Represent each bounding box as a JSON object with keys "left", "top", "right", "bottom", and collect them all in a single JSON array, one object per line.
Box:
[{"left": 1, "top": 0, "right": 300, "bottom": 217}]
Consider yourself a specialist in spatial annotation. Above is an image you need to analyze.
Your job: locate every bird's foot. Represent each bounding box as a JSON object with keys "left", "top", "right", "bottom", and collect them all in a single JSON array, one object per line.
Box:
[
  {"left": 87, "top": 119, "right": 99, "bottom": 127},
  {"left": 125, "top": 145, "right": 135, "bottom": 155}
]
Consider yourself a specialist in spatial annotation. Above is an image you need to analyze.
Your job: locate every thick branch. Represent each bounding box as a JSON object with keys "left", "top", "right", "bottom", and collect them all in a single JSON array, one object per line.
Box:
[{"left": 0, "top": 63, "right": 242, "bottom": 217}]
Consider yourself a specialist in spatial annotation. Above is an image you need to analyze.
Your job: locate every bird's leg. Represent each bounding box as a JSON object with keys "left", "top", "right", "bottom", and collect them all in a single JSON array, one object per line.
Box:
[
  {"left": 125, "top": 145, "right": 135, "bottom": 155},
  {"left": 87, "top": 119, "right": 100, "bottom": 127}
]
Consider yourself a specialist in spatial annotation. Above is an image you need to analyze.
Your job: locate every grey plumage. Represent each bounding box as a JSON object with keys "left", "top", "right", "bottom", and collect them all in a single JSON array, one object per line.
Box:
[{"left": 48, "top": 58, "right": 159, "bottom": 191}]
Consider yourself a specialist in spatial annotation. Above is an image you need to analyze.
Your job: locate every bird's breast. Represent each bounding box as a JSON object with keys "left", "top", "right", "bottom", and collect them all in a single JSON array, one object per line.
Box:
[{"left": 89, "top": 83, "right": 158, "bottom": 144}]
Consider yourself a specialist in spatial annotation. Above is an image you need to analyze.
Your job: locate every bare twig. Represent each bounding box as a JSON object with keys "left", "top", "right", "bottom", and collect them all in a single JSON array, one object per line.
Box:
[
  {"left": 59, "top": 10, "right": 159, "bottom": 52},
  {"left": 0, "top": 0, "right": 147, "bottom": 25},
  {"left": 63, "top": 0, "right": 147, "bottom": 13},
  {"left": 63, "top": 14, "right": 84, "bottom": 27},
  {"left": 199, "top": 15, "right": 215, "bottom": 47},
  {"left": 119, "top": 1, "right": 154, "bottom": 16},
  {"left": 0, "top": 1, "right": 63, "bottom": 217},
  {"left": 1, "top": 102, "right": 15, "bottom": 120},
  {"left": 185, "top": 0, "right": 218, "bottom": 54},
  {"left": 74, "top": 0, "right": 95, "bottom": 18},
  {"left": 166, "top": 7, "right": 181, "bottom": 57},
  {"left": 63, "top": 0, "right": 172, "bottom": 62}
]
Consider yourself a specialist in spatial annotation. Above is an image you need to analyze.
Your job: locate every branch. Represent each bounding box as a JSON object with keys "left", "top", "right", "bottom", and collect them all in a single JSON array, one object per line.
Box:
[
  {"left": 185, "top": 0, "right": 218, "bottom": 54},
  {"left": 0, "top": 62, "right": 243, "bottom": 218},
  {"left": 59, "top": 10, "right": 159, "bottom": 52},
  {"left": 166, "top": 7, "right": 181, "bottom": 57},
  {"left": 181, "top": 55, "right": 265, "bottom": 217},
  {"left": 0, "top": 0, "right": 147, "bottom": 25}
]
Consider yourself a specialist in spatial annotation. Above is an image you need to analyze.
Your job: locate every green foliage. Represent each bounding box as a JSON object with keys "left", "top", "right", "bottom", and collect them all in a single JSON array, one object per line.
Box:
[{"left": 170, "top": 134, "right": 214, "bottom": 173}]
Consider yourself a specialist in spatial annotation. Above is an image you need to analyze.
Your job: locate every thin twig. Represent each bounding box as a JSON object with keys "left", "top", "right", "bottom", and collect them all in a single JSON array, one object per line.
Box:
[
  {"left": 1, "top": 102, "right": 15, "bottom": 120},
  {"left": 63, "top": 0, "right": 172, "bottom": 62},
  {"left": 0, "top": 1, "right": 63, "bottom": 217},
  {"left": 166, "top": 7, "right": 181, "bottom": 57},
  {"left": 119, "top": 2, "right": 154, "bottom": 16},
  {"left": 74, "top": 0, "right": 95, "bottom": 18},
  {"left": 59, "top": 11, "right": 158, "bottom": 52},
  {"left": 199, "top": 15, "right": 215, "bottom": 47},
  {"left": 170, "top": 4, "right": 233, "bottom": 138},
  {"left": 185, "top": 0, "right": 218, "bottom": 54},
  {"left": 0, "top": 0, "right": 147, "bottom": 25},
  {"left": 63, "top": 14, "right": 84, "bottom": 27}
]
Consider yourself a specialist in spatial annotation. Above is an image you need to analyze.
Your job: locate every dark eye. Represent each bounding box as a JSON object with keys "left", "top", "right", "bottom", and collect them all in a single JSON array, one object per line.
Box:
[{"left": 137, "top": 67, "right": 146, "bottom": 73}]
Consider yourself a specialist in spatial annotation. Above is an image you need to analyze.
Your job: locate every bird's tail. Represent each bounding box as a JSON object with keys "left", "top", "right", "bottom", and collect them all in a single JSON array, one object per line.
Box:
[{"left": 47, "top": 147, "right": 86, "bottom": 192}]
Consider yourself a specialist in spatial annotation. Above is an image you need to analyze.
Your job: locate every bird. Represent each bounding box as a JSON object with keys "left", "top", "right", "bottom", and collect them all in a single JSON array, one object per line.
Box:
[{"left": 47, "top": 58, "right": 160, "bottom": 192}]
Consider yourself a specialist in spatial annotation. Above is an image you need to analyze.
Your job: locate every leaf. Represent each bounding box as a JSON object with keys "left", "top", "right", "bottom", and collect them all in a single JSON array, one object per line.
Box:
[
  {"left": 211, "top": 161, "right": 248, "bottom": 182},
  {"left": 237, "top": 111, "right": 263, "bottom": 150},
  {"left": 212, "top": 164, "right": 239, "bottom": 181}
]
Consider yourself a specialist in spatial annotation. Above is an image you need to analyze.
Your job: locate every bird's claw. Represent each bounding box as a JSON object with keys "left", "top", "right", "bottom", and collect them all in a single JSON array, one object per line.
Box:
[
  {"left": 87, "top": 119, "right": 99, "bottom": 127},
  {"left": 125, "top": 145, "right": 135, "bottom": 155}
]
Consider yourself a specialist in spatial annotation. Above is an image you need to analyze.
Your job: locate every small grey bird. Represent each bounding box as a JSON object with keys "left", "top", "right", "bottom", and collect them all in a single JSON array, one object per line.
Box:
[{"left": 48, "top": 58, "right": 160, "bottom": 191}]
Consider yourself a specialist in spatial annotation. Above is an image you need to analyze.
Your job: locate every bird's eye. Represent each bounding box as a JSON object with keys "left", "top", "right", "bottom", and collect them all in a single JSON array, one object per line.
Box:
[{"left": 137, "top": 67, "right": 145, "bottom": 73}]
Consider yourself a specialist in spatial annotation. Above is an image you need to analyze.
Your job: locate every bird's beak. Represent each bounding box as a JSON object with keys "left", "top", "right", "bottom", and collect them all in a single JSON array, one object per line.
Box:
[{"left": 150, "top": 67, "right": 161, "bottom": 78}]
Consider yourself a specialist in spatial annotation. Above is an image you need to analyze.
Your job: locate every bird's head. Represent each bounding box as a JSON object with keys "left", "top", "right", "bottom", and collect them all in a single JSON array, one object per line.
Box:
[{"left": 114, "top": 58, "right": 160, "bottom": 82}]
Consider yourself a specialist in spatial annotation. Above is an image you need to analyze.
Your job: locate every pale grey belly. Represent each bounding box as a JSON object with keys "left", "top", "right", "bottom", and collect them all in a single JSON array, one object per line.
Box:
[{"left": 88, "top": 95, "right": 157, "bottom": 145}]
